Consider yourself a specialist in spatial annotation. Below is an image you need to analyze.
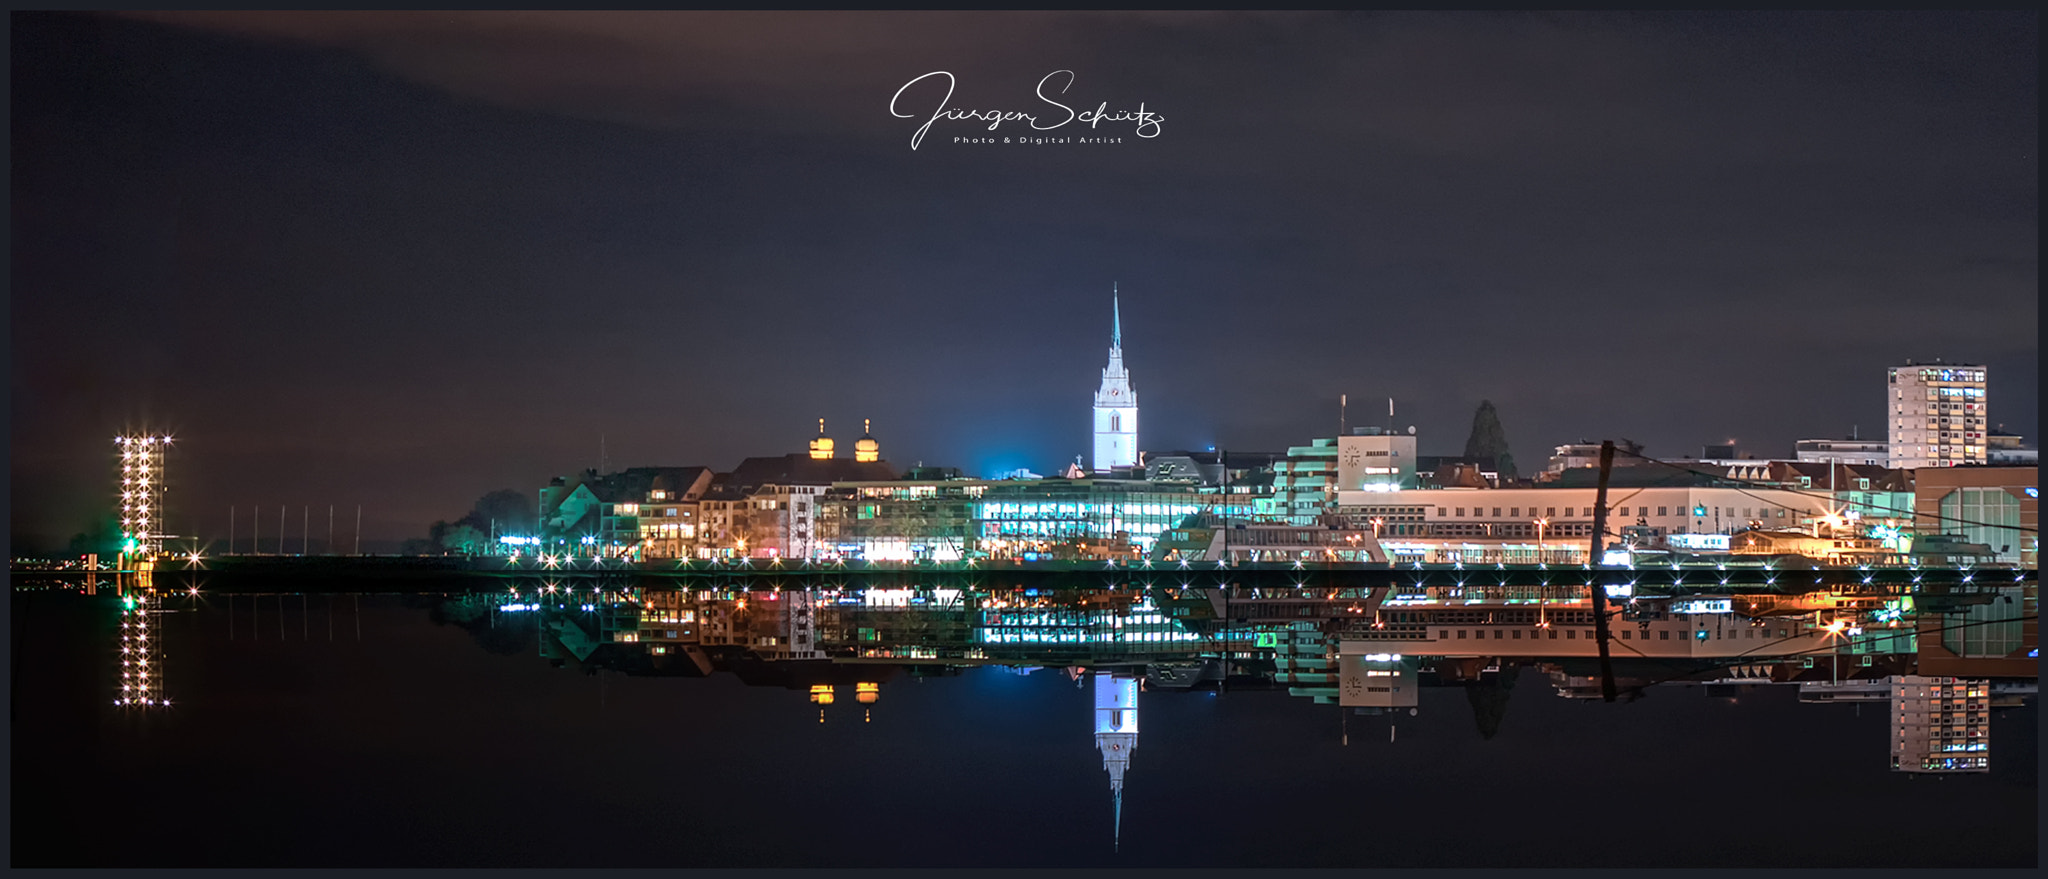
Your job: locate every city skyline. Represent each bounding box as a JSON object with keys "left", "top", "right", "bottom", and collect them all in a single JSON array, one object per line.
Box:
[{"left": 10, "top": 11, "right": 2038, "bottom": 550}]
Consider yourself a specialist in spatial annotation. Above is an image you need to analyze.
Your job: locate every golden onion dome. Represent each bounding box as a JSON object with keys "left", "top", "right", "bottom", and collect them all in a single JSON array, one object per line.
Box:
[
  {"left": 853, "top": 419, "right": 880, "bottom": 463},
  {"left": 808, "top": 418, "right": 835, "bottom": 460}
]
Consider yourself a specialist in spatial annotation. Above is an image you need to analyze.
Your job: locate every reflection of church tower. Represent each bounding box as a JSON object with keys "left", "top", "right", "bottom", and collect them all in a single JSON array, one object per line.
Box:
[
  {"left": 856, "top": 681, "right": 880, "bottom": 723},
  {"left": 808, "top": 419, "right": 835, "bottom": 460},
  {"left": 808, "top": 684, "right": 836, "bottom": 723},
  {"left": 1092, "top": 286, "right": 1138, "bottom": 472},
  {"left": 1092, "top": 672, "right": 1139, "bottom": 852}
]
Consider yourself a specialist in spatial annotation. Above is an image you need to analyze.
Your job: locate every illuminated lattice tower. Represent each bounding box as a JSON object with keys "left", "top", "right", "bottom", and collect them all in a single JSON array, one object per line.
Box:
[
  {"left": 116, "top": 589, "right": 167, "bottom": 709},
  {"left": 116, "top": 434, "right": 171, "bottom": 560}
]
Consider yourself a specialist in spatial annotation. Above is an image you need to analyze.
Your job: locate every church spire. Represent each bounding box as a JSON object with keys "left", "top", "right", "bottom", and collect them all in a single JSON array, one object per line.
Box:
[
  {"left": 1114, "top": 786, "right": 1123, "bottom": 853},
  {"left": 1112, "top": 283, "right": 1121, "bottom": 351},
  {"left": 1092, "top": 284, "right": 1138, "bottom": 472},
  {"left": 1093, "top": 672, "right": 1138, "bottom": 853}
]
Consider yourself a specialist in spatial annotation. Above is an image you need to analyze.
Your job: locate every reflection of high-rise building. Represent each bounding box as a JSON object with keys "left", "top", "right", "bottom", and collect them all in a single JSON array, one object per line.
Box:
[
  {"left": 1092, "top": 672, "right": 1139, "bottom": 851},
  {"left": 1890, "top": 675, "right": 1990, "bottom": 773}
]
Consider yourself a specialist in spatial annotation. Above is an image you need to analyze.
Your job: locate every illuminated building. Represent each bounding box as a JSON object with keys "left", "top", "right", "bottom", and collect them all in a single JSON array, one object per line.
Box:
[
  {"left": 1911, "top": 465, "right": 2037, "bottom": 568},
  {"left": 1888, "top": 362, "right": 1988, "bottom": 469},
  {"left": 1890, "top": 676, "right": 1990, "bottom": 773},
  {"left": 1267, "top": 439, "right": 1339, "bottom": 522},
  {"left": 1331, "top": 478, "right": 1843, "bottom": 563},
  {"left": 854, "top": 419, "right": 880, "bottom": 463},
  {"left": 539, "top": 467, "right": 712, "bottom": 554},
  {"left": 1302, "top": 589, "right": 1933, "bottom": 663},
  {"left": 1337, "top": 427, "right": 1418, "bottom": 493},
  {"left": 1796, "top": 436, "right": 1890, "bottom": 466},
  {"left": 1151, "top": 515, "right": 1387, "bottom": 564},
  {"left": 1092, "top": 286, "right": 1138, "bottom": 472},
  {"left": 698, "top": 589, "right": 825, "bottom": 660},
  {"left": 115, "top": 434, "right": 171, "bottom": 559},
  {"left": 1337, "top": 645, "right": 1417, "bottom": 710},
  {"left": 1092, "top": 672, "right": 1139, "bottom": 852},
  {"left": 622, "top": 469, "right": 714, "bottom": 559},
  {"left": 1543, "top": 442, "right": 1609, "bottom": 476},
  {"left": 808, "top": 418, "right": 836, "bottom": 460},
  {"left": 821, "top": 478, "right": 988, "bottom": 561},
  {"left": 1985, "top": 428, "right": 2038, "bottom": 466},
  {"left": 698, "top": 452, "right": 896, "bottom": 559},
  {"left": 975, "top": 599, "right": 1203, "bottom": 654},
  {"left": 817, "top": 477, "right": 1253, "bottom": 561},
  {"left": 976, "top": 479, "right": 1222, "bottom": 557}
]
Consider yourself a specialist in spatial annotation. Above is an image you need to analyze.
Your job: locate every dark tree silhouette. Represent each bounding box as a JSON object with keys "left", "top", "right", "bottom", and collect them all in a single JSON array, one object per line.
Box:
[{"left": 1463, "top": 400, "right": 1520, "bottom": 481}]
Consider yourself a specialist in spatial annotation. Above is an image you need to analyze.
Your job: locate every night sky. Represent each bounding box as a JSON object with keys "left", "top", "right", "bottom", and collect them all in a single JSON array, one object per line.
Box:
[{"left": 10, "top": 12, "right": 2038, "bottom": 550}]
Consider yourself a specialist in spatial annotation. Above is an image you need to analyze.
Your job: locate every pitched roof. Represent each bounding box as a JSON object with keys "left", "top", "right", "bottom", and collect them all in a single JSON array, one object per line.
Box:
[
  {"left": 583, "top": 466, "right": 714, "bottom": 503},
  {"left": 1551, "top": 461, "right": 1726, "bottom": 488},
  {"left": 722, "top": 454, "right": 899, "bottom": 490},
  {"left": 1773, "top": 461, "right": 1909, "bottom": 490}
]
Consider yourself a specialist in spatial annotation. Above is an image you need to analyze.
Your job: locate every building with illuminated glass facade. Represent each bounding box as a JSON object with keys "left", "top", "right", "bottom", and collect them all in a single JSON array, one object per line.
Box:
[
  {"left": 1888, "top": 362, "right": 1988, "bottom": 469},
  {"left": 818, "top": 477, "right": 1257, "bottom": 561},
  {"left": 1911, "top": 465, "right": 2037, "bottom": 568}
]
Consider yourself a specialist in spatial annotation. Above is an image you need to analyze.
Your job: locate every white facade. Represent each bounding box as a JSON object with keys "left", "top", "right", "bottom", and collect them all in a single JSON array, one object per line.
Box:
[
  {"left": 1888, "top": 364, "right": 1988, "bottom": 469},
  {"left": 1795, "top": 438, "right": 1889, "bottom": 466},
  {"left": 1335, "top": 484, "right": 1838, "bottom": 548},
  {"left": 1337, "top": 429, "right": 1418, "bottom": 491},
  {"left": 1092, "top": 290, "right": 1138, "bottom": 471}
]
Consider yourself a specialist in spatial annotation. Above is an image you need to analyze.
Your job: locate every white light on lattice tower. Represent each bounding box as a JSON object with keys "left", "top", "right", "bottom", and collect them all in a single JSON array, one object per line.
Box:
[
  {"left": 115, "top": 434, "right": 172, "bottom": 560},
  {"left": 114, "top": 590, "right": 168, "bottom": 710}
]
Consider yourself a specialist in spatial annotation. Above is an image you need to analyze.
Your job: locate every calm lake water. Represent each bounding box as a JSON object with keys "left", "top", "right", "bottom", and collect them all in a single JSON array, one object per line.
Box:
[{"left": 10, "top": 587, "right": 2035, "bottom": 868}]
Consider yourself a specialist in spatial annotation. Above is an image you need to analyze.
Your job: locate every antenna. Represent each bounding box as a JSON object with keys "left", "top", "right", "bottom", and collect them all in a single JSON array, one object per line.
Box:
[{"left": 1340, "top": 393, "right": 1347, "bottom": 436}]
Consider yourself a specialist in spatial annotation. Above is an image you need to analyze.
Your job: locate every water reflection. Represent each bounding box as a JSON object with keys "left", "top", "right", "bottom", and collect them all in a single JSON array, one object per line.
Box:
[
  {"left": 14, "top": 575, "right": 2035, "bottom": 865},
  {"left": 430, "top": 581, "right": 2033, "bottom": 782}
]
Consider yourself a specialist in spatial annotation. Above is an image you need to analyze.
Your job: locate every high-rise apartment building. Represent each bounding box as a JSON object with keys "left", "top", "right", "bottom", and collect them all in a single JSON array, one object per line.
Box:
[
  {"left": 1889, "top": 676, "right": 1990, "bottom": 773},
  {"left": 1887, "top": 363, "right": 1987, "bottom": 469}
]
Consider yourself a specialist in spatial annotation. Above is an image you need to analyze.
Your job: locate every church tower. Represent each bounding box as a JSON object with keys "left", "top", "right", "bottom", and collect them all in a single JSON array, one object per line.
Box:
[
  {"left": 1092, "top": 672, "right": 1140, "bottom": 852},
  {"left": 1092, "top": 285, "right": 1139, "bottom": 472}
]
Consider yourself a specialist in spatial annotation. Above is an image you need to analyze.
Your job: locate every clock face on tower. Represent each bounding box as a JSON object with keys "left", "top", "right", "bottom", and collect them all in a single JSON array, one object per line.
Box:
[{"left": 1341, "top": 448, "right": 1361, "bottom": 467}]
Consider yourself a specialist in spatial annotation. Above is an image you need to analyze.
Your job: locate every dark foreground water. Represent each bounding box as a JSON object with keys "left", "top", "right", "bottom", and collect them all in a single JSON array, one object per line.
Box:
[{"left": 10, "top": 588, "right": 2036, "bottom": 868}]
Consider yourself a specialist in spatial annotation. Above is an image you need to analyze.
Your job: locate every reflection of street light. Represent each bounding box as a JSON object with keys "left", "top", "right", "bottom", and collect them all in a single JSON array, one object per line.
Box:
[
  {"left": 1821, "top": 617, "right": 1849, "bottom": 684},
  {"left": 1534, "top": 518, "right": 1548, "bottom": 563}
]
